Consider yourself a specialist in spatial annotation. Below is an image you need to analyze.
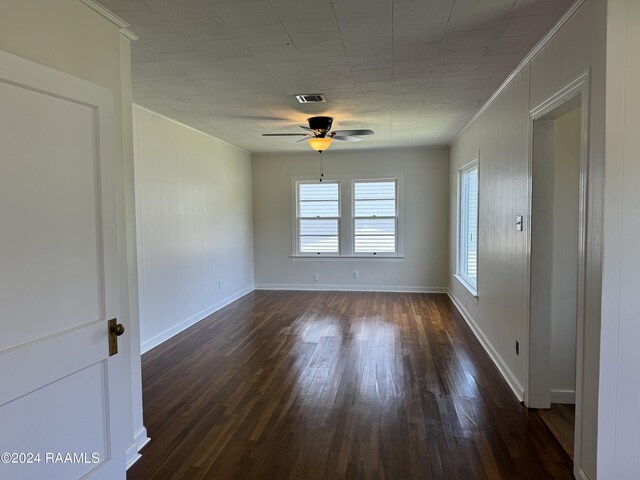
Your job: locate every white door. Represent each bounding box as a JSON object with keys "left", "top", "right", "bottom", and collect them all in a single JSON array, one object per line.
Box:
[{"left": 0, "top": 50, "right": 126, "bottom": 479}]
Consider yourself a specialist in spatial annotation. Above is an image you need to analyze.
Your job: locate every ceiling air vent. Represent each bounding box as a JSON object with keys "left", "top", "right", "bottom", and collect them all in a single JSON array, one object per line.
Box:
[{"left": 295, "top": 94, "right": 326, "bottom": 103}]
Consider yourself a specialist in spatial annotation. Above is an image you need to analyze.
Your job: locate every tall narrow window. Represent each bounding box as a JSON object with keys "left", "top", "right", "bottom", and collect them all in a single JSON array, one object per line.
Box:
[
  {"left": 353, "top": 180, "right": 397, "bottom": 254},
  {"left": 459, "top": 162, "right": 478, "bottom": 291},
  {"left": 296, "top": 181, "right": 340, "bottom": 254}
]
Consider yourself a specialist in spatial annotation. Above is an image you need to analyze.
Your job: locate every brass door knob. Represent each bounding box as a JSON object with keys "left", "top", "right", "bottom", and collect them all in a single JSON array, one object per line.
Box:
[{"left": 111, "top": 323, "right": 125, "bottom": 336}]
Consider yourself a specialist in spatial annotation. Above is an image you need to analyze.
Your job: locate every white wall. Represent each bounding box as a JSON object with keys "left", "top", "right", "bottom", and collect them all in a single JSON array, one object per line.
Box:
[
  {"left": 550, "top": 108, "right": 580, "bottom": 402},
  {"left": 252, "top": 148, "right": 449, "bottom": 291},
  {"left": 0, "top": 0, "right": 145, "bottom": 467},
  {"left": 448, "top": 1, "right": 605, "bottom": 478},
  {"left": 598, "top": 0, "right": 640, "bottom": 477},
  {"left": 133, "top": 106, "right": 254, "bottom": 353},
  {"left": 449, "top": 67, "right": 532, "bottom": 399}
]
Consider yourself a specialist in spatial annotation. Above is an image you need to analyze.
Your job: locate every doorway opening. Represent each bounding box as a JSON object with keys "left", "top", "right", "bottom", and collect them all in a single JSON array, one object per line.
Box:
[{"left": 527, "top": 79, "right": 587, "bottom": 470}]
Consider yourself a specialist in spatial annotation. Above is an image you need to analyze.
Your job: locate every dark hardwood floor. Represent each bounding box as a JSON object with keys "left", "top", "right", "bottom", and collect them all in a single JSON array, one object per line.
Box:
[
  {"left": 538, "top": 404, "right": 575, "bottom": 460},
  {"left": 127, "top": 291, "right": 573, "bottom": 480}
]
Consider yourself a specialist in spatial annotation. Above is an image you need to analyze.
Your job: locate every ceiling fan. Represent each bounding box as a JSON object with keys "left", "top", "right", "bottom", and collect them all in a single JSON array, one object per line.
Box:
[{"left": 262, "top": 116, "right": 374, "bottom": 153}]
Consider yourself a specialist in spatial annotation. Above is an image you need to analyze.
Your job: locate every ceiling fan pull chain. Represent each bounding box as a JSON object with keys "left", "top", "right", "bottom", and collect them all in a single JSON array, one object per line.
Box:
[{"left": 320, "top": 157, "right": 324, "bottom": 182}]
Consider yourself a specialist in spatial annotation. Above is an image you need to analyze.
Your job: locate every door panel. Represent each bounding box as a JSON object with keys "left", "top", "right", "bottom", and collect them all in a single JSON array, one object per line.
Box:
[
  {"left": 0, "top": 321, "right": 107, "bottom": 407},
  {"left": 0, "top": 363, "right": 109, "bottom": 479},
  {"left": 0, "top": 81, "right": 102, "bottom": 350},
  {"left": 0, "top": 49, "right": 125, "bottom": 479}
]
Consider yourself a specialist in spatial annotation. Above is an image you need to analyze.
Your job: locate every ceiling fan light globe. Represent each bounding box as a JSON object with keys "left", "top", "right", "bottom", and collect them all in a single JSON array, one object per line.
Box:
[{"left": 307, "top": 137, "right": 333, "bottom": 153}]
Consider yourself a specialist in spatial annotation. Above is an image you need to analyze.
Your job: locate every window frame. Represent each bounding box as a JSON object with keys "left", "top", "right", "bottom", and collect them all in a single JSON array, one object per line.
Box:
[
  {"left": 291, "top": 175, "right": 403, "bottom": 259},
  {"left": 294, "top": 180, "right": 341, "bottom": 256},
  {"left": 351, "top": 178, "right": 399, "bottom": 257},
  {"left": 456, "top": 159, "right": 479, "bottom": 297}
]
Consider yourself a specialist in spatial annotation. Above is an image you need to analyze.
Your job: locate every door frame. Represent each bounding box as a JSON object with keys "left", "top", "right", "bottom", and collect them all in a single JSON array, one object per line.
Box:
[{"left": 524, "top": 71, "right": 590, "bottom": 469}]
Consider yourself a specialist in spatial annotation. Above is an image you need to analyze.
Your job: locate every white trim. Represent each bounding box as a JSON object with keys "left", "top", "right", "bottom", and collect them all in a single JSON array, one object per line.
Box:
[
  {"left": 550, "top": 389, "right": 576, "bottom": 404},
  {"left": 118, "top": 28, "right": 140, "bottom": 42},
  {"left": 125, "top": 444, "right": 139, "bottom": 470},
  {"left": 352, "top": 178, "right": 400, "bottom": 256},
  {"left": 125, "top": 426, "right": 150, "bottom": 470},
  {"left": 453, "top": 274, "right": 478, "bottom": 299},
  {"left": 456, "top": 159, "right": 479, "bottom": 294},
  {"left": 291, "top": 174, "right": 404, "bottom": 258},
  {"left": 132, "top": 104, "right": 250, "bottom": 155},
  {"left": 0, "top": 48, "right": 113, "bottom": 108},
  {"left": 291, "top": 173, "right": 404, "bottom": 182},
  {"left": 255, "top": 284, "right": 446, "bottom": 293},
  {"left": 575, "top": 468, "right": 591, "bottom": 480},
  {"left": 80, "top": 0, "right": 130, "bottom": 29},
  {"left": 449, "top": 0, "right": 587, "bottom": 146},
  {"left": 290, "top": 255, "right": 404, "bottom": 261},
  {"left": 294, "top": 179, "right": 342, "bottom": 256},
  {"left": 524, "top": 72, "right": 590, "bottom": 471},
  {"left": 448, "top": 291, "right": 524, "bottom": 402},
  {"left": 140, "top": 286, "right": 254, "bottom": 354},
  {"left": 529, "top": 72, "right": 589, "bottom": 119},
  {"left": 134, "top": 426, "right": 151, "bottom": 450},
  {"left": 458, "top": 158, "right": 479, "bottom": 172},
  {"left": 80, "top": 0, "right": 139, "bottom": 41}
]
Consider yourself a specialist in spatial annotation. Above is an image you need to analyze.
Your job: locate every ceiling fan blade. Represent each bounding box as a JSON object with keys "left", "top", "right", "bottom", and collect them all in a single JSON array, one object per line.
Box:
[
  {"left": 296, "top": 137, "right": 311, "bottom": 143},
  {"left": 300, "top": 126, "right": 316, "bottom": 132},
  {"left": 332, "top": 135, "right": 363, "bottom": 142},
  {"left": 262, "top": 133, "right": 310, "bottom": 136},
  {"left": 332, "top": 129, "right": 374, "bottom": 136}
]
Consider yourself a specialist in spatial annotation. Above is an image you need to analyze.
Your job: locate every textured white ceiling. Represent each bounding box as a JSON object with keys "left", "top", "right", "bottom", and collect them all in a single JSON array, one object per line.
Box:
[{"left": 99, "top": 0, "right": 572, "bottom": 153}]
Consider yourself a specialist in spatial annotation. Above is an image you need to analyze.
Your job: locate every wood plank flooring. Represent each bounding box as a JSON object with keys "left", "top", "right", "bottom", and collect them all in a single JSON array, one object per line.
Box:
[
  {"left": 538, "top": 404, "right": 575, "bottom": 459},
  {"left": 127, "top": 291, "right": 573, "bottom": 480}
]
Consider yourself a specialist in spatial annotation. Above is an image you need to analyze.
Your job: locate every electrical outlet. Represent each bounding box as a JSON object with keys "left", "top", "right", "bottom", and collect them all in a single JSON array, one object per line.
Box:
[
  {"left": 515, "top": 340, "right": 519, "bottom": 356},
  {"left": 354, "top": 270, "right": 359, "bottom": 279},
  {"left": 313, "top": 273, "right": 319, "bottom": 282},
  {"left": 516, "top": 215, "right": 524, "bottom": 231},
  {"left": 218, "top": 279, "right": 223, "bottom": 289}
]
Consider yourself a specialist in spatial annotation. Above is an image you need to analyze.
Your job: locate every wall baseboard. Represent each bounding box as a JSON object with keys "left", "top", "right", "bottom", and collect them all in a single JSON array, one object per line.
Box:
[
  {"left": 125, "top": 426, "right": 150, "bottom": 470},
  {"left": 447, "top": 291, "right": 525, "bottom": 402},
  {"left": 550, "top": 389, "right": 576, "bottom": 404},
  {"left": 254, "top": 284, "right": 447, "bottom": 293},
  {"left": 140, "top": 286, "right": 255, "bottom": 354},
  {"left": 575, "top": 467, "right": 590, "bottom": 480}
]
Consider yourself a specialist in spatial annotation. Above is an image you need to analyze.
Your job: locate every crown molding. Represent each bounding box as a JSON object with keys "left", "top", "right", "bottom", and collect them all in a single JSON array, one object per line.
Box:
[
  {"left": 80, "top": 0, "right": 139, "bottom": 41},
  {"left": 449, "top": 0, "right": 586, "bottom": 146}
]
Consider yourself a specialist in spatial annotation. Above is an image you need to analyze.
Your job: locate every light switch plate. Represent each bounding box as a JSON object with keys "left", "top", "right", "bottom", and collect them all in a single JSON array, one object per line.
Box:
[{"left": 516, "top": 215, "right": 524, "bottom": 231}]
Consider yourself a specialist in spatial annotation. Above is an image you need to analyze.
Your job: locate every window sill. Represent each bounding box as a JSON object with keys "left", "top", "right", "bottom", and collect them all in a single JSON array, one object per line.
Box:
[
  {"left": 454, "top": 274, "right": 478, "bottom": 301},
  {"left": 290, "top": 255, "right": 405, "bottom": 262}
]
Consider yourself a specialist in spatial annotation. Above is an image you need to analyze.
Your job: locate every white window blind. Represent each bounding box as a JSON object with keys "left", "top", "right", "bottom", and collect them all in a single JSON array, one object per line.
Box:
[
  {"left": 353, "top": 180, "right": 397, "bottom": 254},
  {"left": 459, "top": 165, "right": 478, "bottom": 288},
  {"left": 297, "top": 182, "right": 339, "bottom": 254}
]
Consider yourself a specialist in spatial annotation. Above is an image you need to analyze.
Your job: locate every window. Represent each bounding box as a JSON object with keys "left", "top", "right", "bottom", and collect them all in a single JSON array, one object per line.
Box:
[
  {"left": 458, "top": 161, "right": 478, "bottom": 292},
  {"left": 296, "top": 181, "right": 340, "bottom": 255},
  {"left": 353, "top": 180, "right": 397, "bottom": 254},
  {"left": 293, "top": 177, "right": 401, "bottom": 258}
]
